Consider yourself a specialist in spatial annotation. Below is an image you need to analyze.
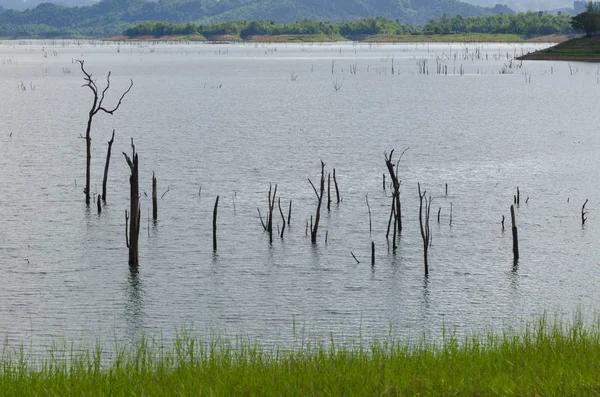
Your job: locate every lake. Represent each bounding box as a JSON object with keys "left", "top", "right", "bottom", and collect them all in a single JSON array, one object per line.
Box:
[{"left": 0, "top": 39, "right": 599, "bottom": 353}]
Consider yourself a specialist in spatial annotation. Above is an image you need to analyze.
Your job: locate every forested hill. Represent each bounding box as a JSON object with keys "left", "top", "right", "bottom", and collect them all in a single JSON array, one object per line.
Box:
[{"left": 0, "top": 0, "right": 514, "bottom": 37}]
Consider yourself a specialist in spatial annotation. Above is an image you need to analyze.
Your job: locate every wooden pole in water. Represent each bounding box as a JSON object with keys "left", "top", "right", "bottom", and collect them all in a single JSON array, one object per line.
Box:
[
  {"left": 213, "top": 195, "right": 219, "bottom": 251},
  {"left": 510, "top": 204, "right": 519, "bottom": 261}
]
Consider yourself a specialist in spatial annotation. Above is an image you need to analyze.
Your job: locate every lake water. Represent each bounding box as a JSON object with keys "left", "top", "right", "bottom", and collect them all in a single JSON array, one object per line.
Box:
[{"left": 0, "top": 39, "right": 599, "bottom": 354}]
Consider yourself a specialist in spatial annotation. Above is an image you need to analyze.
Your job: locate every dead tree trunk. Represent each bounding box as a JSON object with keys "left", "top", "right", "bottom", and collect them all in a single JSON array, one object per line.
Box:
[
  {"left": 78, "top": 60, "right": 133, "bottom": 207},
  {"left": 385, "top": 148, "right": 408, "bottom": 248},
  {"left": 101, "top": 129, "right": 115, "bottom": 203},
  {"left": 213, "top": 195, "right": 219, "bottom": 251},
  {"left": 267, "top": 184, "right": 277, "bottom": 244},
  {"left": 371, "top": 241, "right": 375, "bottom": 266},
  {"left": 123, "top": 139, "right": 140, "bottom": 267},
  {"left": 327, "top": 173, "right": 331, "bottom": 211},
  {"left": 278, "top": 197, "right": 286, "bottom": 238},
  {"left": 333, "top": 168, "right": 340, "bottom": 203},
  {"left": 418, "top": 183, "right": 432, "bottom": 276},
  {"left": 152, "top": 172, "right": 158, "bottom": 221},
  {"left": 308, "top": 160, "right": 325, "bottom": 244},
  {"left": 511, "top": 204, "right": 519, "bottom": 262}
]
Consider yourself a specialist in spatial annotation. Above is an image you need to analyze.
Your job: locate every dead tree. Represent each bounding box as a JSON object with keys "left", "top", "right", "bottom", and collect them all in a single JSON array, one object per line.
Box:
[
  {"left": 308, "top": 160, "right": 325, "bottom": 244},
  {"left": 78, "top": 60, "right": 133, "bottom": 206},
  {"left": 267, "top": 184, "right": 277, "bottom": 243},
  {"left": 366, "top": 194, "right": 372, "bottom": 233},
  {"left": 371, "top": 241, "right": 375, "bottom": 266},
  {"left": 384, "top": 148, "right": 408, "bottom": 247},
  {"left": 418, "top": 183, "right": 432, "bottom": 276},
  {"left": 213, "top": 196, "right": 219, "bottom": 251},
  {"left": 327, "top": 173, "right": 332, "bottom": 211},
  {"left": 152, "top": 172, "right": 158, "bottom": 221},
  {"left": 511, "top": 204, "right": 519, "bottom": 261},
  {"left": 278, "top": 198, "right": 286, "bottom": 238},
  {"left": 123, "top": 139, "right": 140, "bottom": 267},
  {"left": 101, "top": 129, "right": 115, "bottom": 203},
  {"left": 582, "top": 199, "right": 589, "bottom": 225},
  {"left": 333, "top": 168, "right": 340, "bottom": 203}
]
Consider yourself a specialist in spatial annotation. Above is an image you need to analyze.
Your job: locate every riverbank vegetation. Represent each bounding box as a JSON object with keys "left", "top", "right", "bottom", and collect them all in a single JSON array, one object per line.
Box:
[
  {"left": 517, "top": 1, "right": 600, "bottom": 60},
  {"left": 3, "top": 315, "right": 600, "bottom": 395},
  {"left": 518, "top": 35, "right": 600, "bottom": 60},
  {"left": 121, "top": 14, "right": 575, "bottom": 42}
]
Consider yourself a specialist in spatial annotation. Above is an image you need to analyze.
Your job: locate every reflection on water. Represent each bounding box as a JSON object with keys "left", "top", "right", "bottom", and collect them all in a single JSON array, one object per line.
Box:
[{"left": 125, "top": 266, "right": 144, "bottom": 343}]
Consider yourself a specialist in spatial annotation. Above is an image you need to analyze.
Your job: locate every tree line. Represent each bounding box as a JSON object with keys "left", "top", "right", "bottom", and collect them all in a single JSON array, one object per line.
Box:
[
  {"left": 123, "top": 14, "right": 575, "bottom": 39},
  {"left": 571, "top": 1, "right": 600, "bottom": 36},
  {"left": 0, "top": 0, "right": 512, "bottom": 38}
]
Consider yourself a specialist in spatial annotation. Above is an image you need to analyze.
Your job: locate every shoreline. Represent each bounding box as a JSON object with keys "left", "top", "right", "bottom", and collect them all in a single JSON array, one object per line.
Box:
[
  {"left": 103, "top": 33, "right": 571, "bottom": 44},
  {"left": 517, "top": 35, "right": 600, "bottom": 62}
]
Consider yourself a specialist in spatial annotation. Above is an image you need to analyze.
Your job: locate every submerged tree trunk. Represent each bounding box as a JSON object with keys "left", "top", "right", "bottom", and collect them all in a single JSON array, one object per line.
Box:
[
  {"left": 152, "top": 172, "right": 158, "bottom": 221},
  {"left": 102, "top": 129, "right": 115, "bottom": 203},
  {"left": 418, "top": 183, "right": 432, "bottom": 276},
  {"left": 78, "top": 60, "right": 133, "bottom": 207},
  {"left": 309, "top": 161, "right": 326, "bottom": 244},
  {"left": 123, "top": 139, "right": 140, "bottom": 267},
  {"left": 213, "top": 195, "right": 220, "bottom": 251}
]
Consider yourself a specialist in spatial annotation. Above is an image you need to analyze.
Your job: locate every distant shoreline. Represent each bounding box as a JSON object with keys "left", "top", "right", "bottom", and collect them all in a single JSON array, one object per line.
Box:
[
  {"left": 517, "top": 35, "right": 600, "bottom": 61},
  {"left": 104, "top": 33, "right": 572, "bottom": 44}
]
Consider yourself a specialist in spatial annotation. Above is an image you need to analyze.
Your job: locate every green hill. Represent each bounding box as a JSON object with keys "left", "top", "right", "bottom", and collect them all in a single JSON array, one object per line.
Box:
[{"left": 0, "top": 0, "right": 514, "bottom": 37}]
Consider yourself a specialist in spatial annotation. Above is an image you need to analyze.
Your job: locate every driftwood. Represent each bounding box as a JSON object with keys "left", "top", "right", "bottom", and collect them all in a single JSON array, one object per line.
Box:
[
  {"left": 123, "top": 138, "right": 140, "bottom": 266},
  {"left": 78, "top": 60, "right": 133, "bottom": 206},
  {"left": 101, "top": 129, "right": 115, "bottom": 203}
]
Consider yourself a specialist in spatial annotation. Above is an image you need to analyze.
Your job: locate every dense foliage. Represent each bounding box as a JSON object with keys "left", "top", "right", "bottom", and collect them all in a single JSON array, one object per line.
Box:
[
  {"left": 421, "top": 12, "right": 573, "bottom": 35},
  {"left": 571, "top": 1, "right": 600, "bottom": 36},
  {"left": 0, "top": 0, "right": 512, "bottom": 37},
  {"left": 123, "top": 14, "right": 575, "bottom": 39}
]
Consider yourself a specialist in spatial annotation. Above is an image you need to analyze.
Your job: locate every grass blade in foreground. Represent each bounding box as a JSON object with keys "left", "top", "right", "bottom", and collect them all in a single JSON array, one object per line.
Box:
[{"left": 2, "top": 315, "right": 600, "bottom": 395}]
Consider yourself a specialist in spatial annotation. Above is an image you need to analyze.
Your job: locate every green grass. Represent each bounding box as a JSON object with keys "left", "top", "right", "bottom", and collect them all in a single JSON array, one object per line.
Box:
[
  {"left": 2, "top": 315, "right": 600, "bottom": 395},
  {"left": 520, "top": 35, "right": 600, "bottom": 61}
]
